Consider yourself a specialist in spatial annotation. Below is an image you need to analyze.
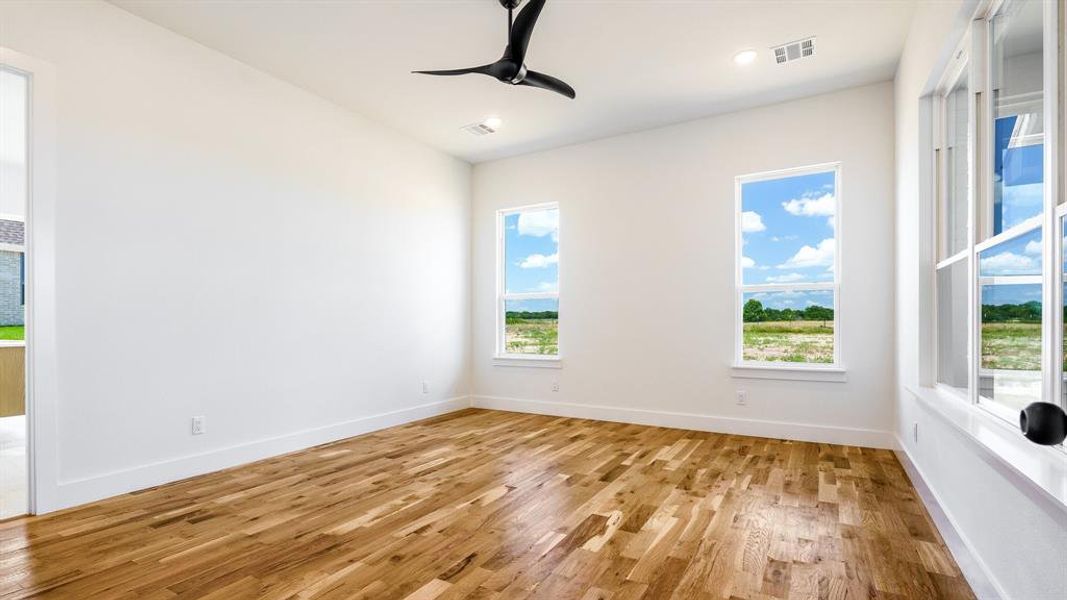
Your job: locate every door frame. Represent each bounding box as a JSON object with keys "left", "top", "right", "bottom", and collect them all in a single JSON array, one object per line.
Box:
[{"left": 1, "top": 47, "right": 59, "bottom": 515}]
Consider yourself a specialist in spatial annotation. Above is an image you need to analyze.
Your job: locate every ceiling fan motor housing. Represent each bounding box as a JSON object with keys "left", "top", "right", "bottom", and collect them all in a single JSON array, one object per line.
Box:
[{"left": 499, "top": 0, "right": 523, "bottom": 9}]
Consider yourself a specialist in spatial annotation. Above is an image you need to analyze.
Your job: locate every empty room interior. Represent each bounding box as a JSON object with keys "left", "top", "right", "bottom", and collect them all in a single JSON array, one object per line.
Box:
[{"left": 2, "top": 0, "right": 1067, "bottom": 598}]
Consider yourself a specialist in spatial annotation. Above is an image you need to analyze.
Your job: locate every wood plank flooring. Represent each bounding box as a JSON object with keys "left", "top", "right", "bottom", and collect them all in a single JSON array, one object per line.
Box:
[{"left": 0, "top": 409, "right": 975, "bottom": 599}]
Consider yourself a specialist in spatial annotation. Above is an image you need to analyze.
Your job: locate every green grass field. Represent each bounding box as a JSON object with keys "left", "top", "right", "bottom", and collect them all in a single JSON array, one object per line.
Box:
[
  {"left": 743, "top": 320, "right": 833, "bottom": 363},
  {"left": 743, "top": 320, "right": 1047, "bottom": 368},
  {"left": 505, "top": 319, "right": 558, "bottom": 355},
  {"left": 0, "top": 326, "right": 24, "bottom": 341},
  {"left": 980, "top": 322, "right": 1042, "bottom": 370}
]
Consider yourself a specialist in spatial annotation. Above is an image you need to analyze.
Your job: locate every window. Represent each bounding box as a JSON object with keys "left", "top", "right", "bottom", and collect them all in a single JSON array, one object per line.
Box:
[
  {"left": 935, "top": 60, "right": 971, "bottom": 396},
  {"left": 978, "top": 227, "right": 1042, "bottom": 412},
  {"left": 985, "top": 0, "right": 1045, "bottom": 239},
  {"left": 930, "top": 0, "right": 1064, "bottom": 427},
  {"left": 736, "top": 164, "right": 840, "bottom": 366},
  {"left": 0, "top": 67, "right": 27, "bottom": 342},
  {"left": 941, "top": 65, "right": 970, "bottom": 260},
  {"left": 497, "top": 204, "right": 559, "bottom": 359}
]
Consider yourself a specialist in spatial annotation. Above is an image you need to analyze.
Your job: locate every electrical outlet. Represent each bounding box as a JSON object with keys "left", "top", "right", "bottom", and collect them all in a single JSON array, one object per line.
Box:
[
  {"left": 736, "top": 390, "right": 747, "bottom": 406},
  {"left": 421, "top": 380, "right": 429, "bottom": 394},
  {"left": 552, "top": 381, "right": 560, "bottom": 392},
  {"left": 191, "top": 416, "right": 206, "bottom": 435}
]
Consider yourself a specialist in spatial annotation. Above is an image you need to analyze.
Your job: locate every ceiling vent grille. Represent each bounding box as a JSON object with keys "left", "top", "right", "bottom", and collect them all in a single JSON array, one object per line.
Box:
[
  {"left": 773, "top": 37, "right": 815, "bottom": 65},
  {"left": 461, "top": 122, "right": 497, "bottom": 136}
]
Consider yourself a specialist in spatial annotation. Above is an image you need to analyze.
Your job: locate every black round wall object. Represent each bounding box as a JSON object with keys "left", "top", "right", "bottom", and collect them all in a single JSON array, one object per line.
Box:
[{"left": 1019, "top": 402, "right": 1067, "bottom": 446}]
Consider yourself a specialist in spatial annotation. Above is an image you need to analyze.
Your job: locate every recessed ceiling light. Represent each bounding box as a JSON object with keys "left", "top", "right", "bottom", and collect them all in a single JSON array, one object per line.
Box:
[
  {"left": 733, "top": 49, "right": 758, "bottom": 65},
  {"left": 483, "top": 116, "right": 503, "bottom": 130}
]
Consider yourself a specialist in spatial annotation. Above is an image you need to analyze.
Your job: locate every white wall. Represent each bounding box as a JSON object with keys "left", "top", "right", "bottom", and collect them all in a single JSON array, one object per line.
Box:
[
  {"left": 0, "top": 0, "right": 471, "bottom": 511},
  {"left": 471, "top": 83, "right": 896, "bottom": 447},
  {"left": 894, "top": 2, "right": 1067, "bottom": 599},
  {"left": 0, "top": 69, "right": 27, "bottom": 218}
]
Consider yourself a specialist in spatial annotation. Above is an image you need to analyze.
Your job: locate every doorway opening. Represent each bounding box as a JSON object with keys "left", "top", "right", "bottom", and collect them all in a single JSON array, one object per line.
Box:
[{"left": 0, "top": 65, "right": 29, "bottom": 519}]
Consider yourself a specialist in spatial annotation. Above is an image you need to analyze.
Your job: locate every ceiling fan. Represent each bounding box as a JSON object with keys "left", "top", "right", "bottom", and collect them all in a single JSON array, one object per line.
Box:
[{"left": 413, "top": 0, "right": 576, "bottom": 100}]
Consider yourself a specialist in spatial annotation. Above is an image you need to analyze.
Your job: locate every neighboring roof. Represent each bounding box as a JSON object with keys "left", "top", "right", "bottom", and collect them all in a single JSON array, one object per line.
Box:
[{"left": 0, "top": 219, "right": 24, "bottom": 247}]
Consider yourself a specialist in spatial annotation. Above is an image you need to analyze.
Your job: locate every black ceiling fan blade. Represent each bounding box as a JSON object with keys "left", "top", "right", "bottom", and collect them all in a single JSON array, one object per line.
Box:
[
  {"left": 518, "top": 70, "right": 575, "bottom": 99},
  {"left": 412, "top": 65, "right": 494, "bottom": 77},
  {"left": 508, "top": 0, "right": 546, "bottom": 66}
]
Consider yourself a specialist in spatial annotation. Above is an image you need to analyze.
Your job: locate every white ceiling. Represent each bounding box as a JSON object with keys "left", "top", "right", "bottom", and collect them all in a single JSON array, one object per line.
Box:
[{"left": 110, "top": 0, "right": 916, "bottom": 163}]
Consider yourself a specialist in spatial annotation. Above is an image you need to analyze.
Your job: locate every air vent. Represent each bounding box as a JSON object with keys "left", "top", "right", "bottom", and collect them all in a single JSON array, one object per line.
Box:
[
  {"left": 773, "top": 37, "right": 815, "bottom": 65},
  {"left": 461, "top": 122, "right": 497, "bottom": 136}
]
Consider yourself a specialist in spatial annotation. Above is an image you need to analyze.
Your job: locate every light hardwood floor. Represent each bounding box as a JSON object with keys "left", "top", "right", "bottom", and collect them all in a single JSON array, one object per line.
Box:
[{"left": 0, "top": 409, "right": 975, "bottom": 599}]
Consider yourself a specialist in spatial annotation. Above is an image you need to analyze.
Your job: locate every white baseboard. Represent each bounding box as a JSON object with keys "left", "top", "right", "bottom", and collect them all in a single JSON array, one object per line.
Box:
[
  {"left": 895, "top": 438, "right": 1006, "bottom": 600},
  {"left": 46, "top": 396, "right": 471, "bottom": 513},
  {"left": 471, "top": 395, "right": 894, "bottom": 449}
]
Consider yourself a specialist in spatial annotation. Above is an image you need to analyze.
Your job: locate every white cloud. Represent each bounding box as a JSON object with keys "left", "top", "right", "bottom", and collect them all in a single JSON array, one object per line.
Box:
[
  {"left": 980, "top": 251, "right": 1036, "bottom": 275},
  {"left": 782, "top": 193, "right": 835, "bottom": 217},
  {"left": 1024, "top": 240, "right": 1042, "bottom": 256},
  {"left": 741, "top": 256, "right": 755, "bottom": 268},
  {"left": 827, "top": 216, "right": 836, "bottom": 232},
  {"left": 518, "top": 252, "right": 558, "bottom": 269},
  {"left": 779, "top": 238, "right": 835, "bottom": 268},
  {"left": 766, "top": 272, "right": 806, "bottom": 283},
  {"left": 517, "top": 209, "right": 559, "bottom": 240},
  {"left": 751, "top": 289, "right": 805, "bottom": 300},
  {"left": 741, "top": 211, "right": 766, "bottom": 233},
  {"left": 536, "top": 281, "right": 558, "bottom": 292},
  {"left": 770, "top": 235, "right": 798, "bottom": 242}
]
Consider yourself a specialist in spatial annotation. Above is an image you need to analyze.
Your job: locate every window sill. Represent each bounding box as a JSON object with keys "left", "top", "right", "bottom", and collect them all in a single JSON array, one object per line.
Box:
[
  {"left": 0, "top": 340, "right": 25, "bottom": 348},
  {"left": 906, "top": 384, "right": 1067, "bottom": 514},
  {"left": 492, "top": 355, "right": 562, "bottom": 369},
  {"left": 731, "top": 364, "right": 847, "bottom": 383}
]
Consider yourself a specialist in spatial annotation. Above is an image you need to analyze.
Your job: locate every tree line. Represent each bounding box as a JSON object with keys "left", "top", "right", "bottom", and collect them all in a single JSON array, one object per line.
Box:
[
  {"left": 981, "top": 301, "right": 1041, "bottom": 323},
  {"left": 743, "top": 299, "right": 833, "bottom": 323},
  {"left": 506, "top": 311, "right": 559, "bottom": 323}
]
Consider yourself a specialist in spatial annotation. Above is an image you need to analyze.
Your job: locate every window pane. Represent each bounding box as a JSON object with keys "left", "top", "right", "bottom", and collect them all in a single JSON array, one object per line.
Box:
[
  {"left": 504, "top": 207, "right": 558, "bottom": 294},
  {"left": 937, "top": 260, "right": 969, "bottom": 393},
  {"left": 741, "top": 170, "right": 835, "bottom": 285},
  {"left": 978, "top": 228, "right": 1042, "bottom": 412},
  {"left": 943, "top": 69, "right": 969, "bottom": 258},
  {"left": 0, "top": 68, "right": 26, "bottom": 341},
  {"left": 989, "top": 0, "right": 1044, "bottom": 237},
  {"left": 978, "top": 226, "right": 1042, "bottom": 277},
  {"left": 742, "top": 290, "right": 834, "bottom": 363},
  {"left": 504, "top": 298, "right": 558, "bottom": 356}
]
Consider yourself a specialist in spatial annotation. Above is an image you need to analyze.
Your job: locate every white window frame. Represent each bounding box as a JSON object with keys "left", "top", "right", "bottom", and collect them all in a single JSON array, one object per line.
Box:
[
  {"left": 929, "top": 0, "right": 1065, "bottom": 434},
  {"left": 494, "top": 202, "right": 561, "bottom": 366},
  {"left": 733, "top": 162, "right": 843, "bottom": 374},
  {"left": 933, "top": 37, "right": 975, "bottom": 405}
]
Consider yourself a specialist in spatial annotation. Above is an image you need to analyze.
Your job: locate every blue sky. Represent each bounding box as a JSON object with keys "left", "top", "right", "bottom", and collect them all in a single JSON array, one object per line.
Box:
[
  {"left": 744, "top": 289, "right": 834, "bottom": 312},
  {"left": 504, "top": 208, "right": 558, "bottom": 295},
  {"left": 506, "top": 298, "right": 559, "bottom": 312},
  {"left": 741, "top": 171, "right": 835, "bottom": 309},
  {"left": 979, "top": 227, "right": 1041, "bottom": 278},
  {"left": 995, "top": 115, "right": 1043, "bottom": 233},
  {"left": 977, "top": 111, "right": 1045, "bottom": 307},
  {"left": 981, "top": 284, "right": 1041, "bottom": 307},
  {"left": 977, "top": 226, "right": 1042, "bottom": 306}
]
